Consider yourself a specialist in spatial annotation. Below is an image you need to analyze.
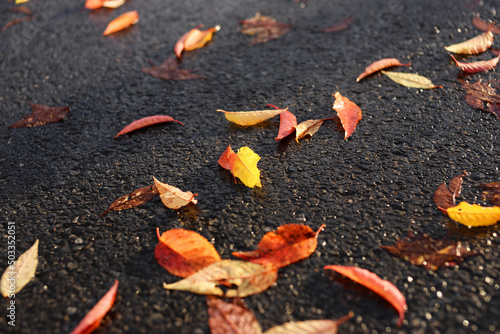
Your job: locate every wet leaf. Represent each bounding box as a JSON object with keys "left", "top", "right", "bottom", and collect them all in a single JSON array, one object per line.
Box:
[
  {"left": 444, "top": 31, "right": 494, "bottom": 54},
  {"left": 207, "top": 297, "right": 262, "bottom": 334},
  {"left": 142, "top": 57, "right": 206, "bottom": 80},
  {"left": 155, "top": 228, "right": 221, "bottom": 278},
  {"left": 153, "top": 177, "right": 198, "bottom": 210},
  {"left": 1, "top": 240, "right": 38, "bottom": 297},
  {"left": 8, "top": 103, "right": 69, "bottom": 128},
  {"left": 174, "top": 25, "right": 220, "bottom": 58},
  {"left": 164, "top": 260, "right": 277, "bottom": 298},
  {"left": 69, "top": 280, "right": 118, "bottom": 334},
  {"left": 295, "top": 119, "right": 325, "bottom": 142},
  {"left": 479, "top": 182, "right": 500, "bottom": 206},
  {"left": 446, "top": 202, "right": 500, "bottom": 227},
  {"left": 218, "top": 146, "right": 262, "bottom": 188},
  {"left": 381, "top": 71, "right": 442, "bottom": 89},
  {"left": 233, "top": 224, "right": 324, "bottom": 269},
  {"left": 263, "top": 312, "right": 353, "bottom": 334},
  {"left": 275, "top": 109, "right": 297, "bottom": 140},
  {"left": 433, "top": 171, "right": 467, "bottom": 212},
  {"left": 324, "top": 265, "right": 407, "bottom": 327},
  {"left": 356, "top": 58, "right": 410, "bottom": 82},
  {"left": 332, "top": 91, "right": 362, "bottom": 139},
  {"left": 240, "top": 12, "right": 291, "bottom": 45},
  {"left": 217, "top": 108, "right": 285, "bottom": 126},
  {"left": 460, "top": 79, "right": 500, "bottom": 119},
  {"left": 113, "top": 115, "right": 184, "bottom": 138},
  {"left": 381, "top": 233, "right": 477, "bottom": 271},
  {"left": 472, "top": 15, "right": 500, "bottom": 35},
  {"left": 320, "top": 15, "right": 354, "bottom": 33},
  {"left": 100, "top": 184, "right": 158, "bottom": 217},
  {"left": 450, "top": 54, "right": 500, "bottom": 73},
  {"left": 103, "top": 10, "right": 139, "bottom": 36}
]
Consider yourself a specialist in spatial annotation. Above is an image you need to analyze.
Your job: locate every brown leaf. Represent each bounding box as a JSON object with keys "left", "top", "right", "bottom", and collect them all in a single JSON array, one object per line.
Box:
[
  {"left": 8, "top": 103, "right": 69, "bottom": 128},
  {"left": 100, "top": 184, "right": 158, "bottom": 217},
  {"left": 207, "top": 297, "right": 262, "bottom": 334},
  {"left": 460, "top": 79, "right": 500, "bottom": 119},
  {"left": 479, "top": 182, "right": 500, "bottom": 206},
  {"left": 142, "top": 57, "right": 206, "bottom": 80},
  {"left": 320, "top": 15, "right": 354, "bottom": 33},
  {"left": 240, "top": 13, "right": 291, "bottom": 45},
  {"left": 472, "top": 15, "right": 500, "bottom": 35},
  {"left": 433, "top": 171, "right": 467, "bottom": 212},
  {"left": 381, "top": 232, "right": 478, "bottom": 271}
]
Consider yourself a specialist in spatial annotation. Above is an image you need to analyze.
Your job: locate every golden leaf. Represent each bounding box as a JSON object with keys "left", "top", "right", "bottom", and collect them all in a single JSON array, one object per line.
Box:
[
  {"left": 446, "top": 201, "right": 500, "bottom": 227},
  {"left": 218, "top": 108, "right": 285, "bottom": 126}
]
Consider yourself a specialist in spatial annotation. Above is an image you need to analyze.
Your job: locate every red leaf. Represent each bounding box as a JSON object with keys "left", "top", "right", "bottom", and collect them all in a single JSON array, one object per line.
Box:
[
  {"left": 232, "top": 224, "right": 325, "bottom": 269},
  {"left": 240, "top": 13, "right": 291, "bottom": 45},
  {"left": 332, "top": 92, "right": 362, "bottom": 139},
  {"left": 217, "top": 145, "right": 235, "bottom": 171},
  {"left": 324, "top": 265, "right": 407, "bottom": 327},
  {"left": 450, "top": 54, "right": 500, "bottom": 73},
  {"left": 275, "top": 110, "right": 297, "bottom": 141},
  {"left": 155, "top": 228, "right": 221, "bottom": 278},
  {"left": 8, "top": 103, "right": 69, "bottom": 128},
  {"left": 433, "top": 171, "right": 467, "bottom": 213},
  {"left": 142, "top": 57, "right": 206, "bottom": 80},
  {"left": 321, "top": 15, "right": 354, "bottom": 33},
  {"left": 70, "top": 280, "right": 119, "bottom": 334},
  {"left": 472, "top": 15, "right": 500, "bottom": 35},
  {"left": 356, "top": 58, "right": 410, "bottom": 82},
  {"left": 207, "top": 297, "right": 262, "bottom": 334},
  {"left": 113, "top": 115, "right": 183, "bottom": 139},
  {"left": 100, "top": 184, "right": 159, "bottom": 217}
]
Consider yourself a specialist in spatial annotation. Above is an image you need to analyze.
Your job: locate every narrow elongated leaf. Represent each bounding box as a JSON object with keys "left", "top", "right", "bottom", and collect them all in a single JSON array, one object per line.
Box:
[
  {"left": 103, "top": 11, "right": 139, "bottom": 36},
  {"left": 263, "top": 313, "right": 353, "bottom": 334},
  {"left": 450, "top": 54, "right": 500, "bottom": 73},
  {"left": 433, "top": 171, "right": 467, "bottom": 212},
  {"left": 332, "top": 91, "right": 362, "bottom": 139},
  {"left": 8, "top": 103, "right": 69, "bottom": 128},
  {"left": 153, "top": 177, "right": 198, "bottom": 209},
  {"left": 381, "top": 71, "right": 442, "bottom": 89},
  {"left": 113, "top": 115, "right": 183, "bottom": 138},
  {"left": 444, "top": 31, "right": 494, "bottom": 54},
  {"left": 2, "top": 16, "right": 32, "bottom": 32},
  {"left": 100, "top": 184, "right": 159, "bottom": 217},
  {"left": 174, "top": 25, "right": 220, "bottom": 58},
  {"left": 142, "top": 57, "right": 206, "bottom": 80},
  {"left": 356, "top": 58, "right": 410, "bottom": 82},
  {"left": 207, "top": 297, "right": 262, "bottom": 334},
  {"left": 156, "top": 228, "right": 221, "bottom": 278},
  {"left": 1, "top": 240, "right": 38, "bottom": 297},
  {"left": 324, "top": 265, "right": 407, "bottom": 327},
  {"left": 218, "top": 108, "right": 285, "bottom": 126},
  {"left": 472, "top": 15, "right": 500, "bottom": 35},
  {"left": 220, "top": 146, "right": 262, "bottom": 188},
  {"left": 321, "top": 16, "right": 354, "bottom": 33},
  {"left": 446, "top": 202, "right": 500, "bottom": 227},
  {"left": 85, "top": 0, "right": 125, "bottom": 9},
  {"left": 479, "top": 182, "right": 500, "bottom": 206},
  {"left": 233, "top": 224, "right": 324, "bottom": 269},
  {"left": 164, "top": 260, "right": 277, "bottom": 297},
  {"left": 69, "top": 280, "right": 119, "bottom": 334},
  {"left": 295, "top": 119, "right": 325, "bottom": 142},
  {"left": 275, "top": 110, "right": 297, "bottom": 140}
]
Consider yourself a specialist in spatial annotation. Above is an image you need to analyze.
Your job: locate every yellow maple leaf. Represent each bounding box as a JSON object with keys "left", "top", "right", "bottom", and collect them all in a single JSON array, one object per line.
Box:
[
  {"left": 229, "top": 146, "right": 261, "bottom": 188},
  {"left": 446, "top": 201, "right": 500, "bottom": 227}
]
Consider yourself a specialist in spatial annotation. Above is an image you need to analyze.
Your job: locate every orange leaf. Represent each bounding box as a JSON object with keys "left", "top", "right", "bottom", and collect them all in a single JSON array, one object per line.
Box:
[
  {"left": 332, "top": 92, "right": 362, "bottom": 139},
  {"left": 153, "top": 177, "right": 198, "bottom": 210},
  {"left": 275, "top": 109, "right": 297, "bottom": 140},
  {"left": 174, "top": 25, "right": 220, "bottom": 58},
  {"left": 100, "top": 184, "right": 159, "bottom": 217},
  {"left": 85, "top": 0, "right": 103, "bottom": 9},
  {"left": 207, "top": 297, "right": 262, "bottom": 334},
  {"left": 155, "top": 228, "right": 221, "bottom": 278},
  {"left": 103, "top": 10, "right": 139, "bottom": 36},
  {"left": 69, "top": 280, "right": 119, "bottom": 334},
  {"left": 324, "top": 265, "right": 407, "bottom": 327},
  {"left": 295, "top": 119, "right": 325, "bottom": 142},
  {"left": 356, "top": 58, "right": 410, "bottom": 82},
  {"left": 232, "top": 224, "right": 325, "bottom": 269},
  {"left": 113, "top": 115, "right": 183, "bottom": 139},
  {"left": 218, "top": 108, "right": 285, "bottom": 126},
  {"left": 217, "top": 145, "right": 235, "bottom": 171},
  {"left": 444, "top": 31, "right": 494, "bottom": 54},
  {"left": 450, "top": 54, "right": 500, "bottom": 73}
]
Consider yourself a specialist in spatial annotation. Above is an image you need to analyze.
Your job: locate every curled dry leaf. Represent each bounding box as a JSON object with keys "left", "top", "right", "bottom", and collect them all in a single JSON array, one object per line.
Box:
[
  {"left": 113, "top": 115, "right": 183, "bottom": 138},
  {"left": 472, "top": 15, "right": 500, "bottom": 35},
  {"left": 324, "top": 265, "right": 407, "bottom": 327},
  {"left": 263, "top": 312, "right": 353, "bottom": 334},
  {"left": 381, "top": 233, "right": 477, "bottom": 271},
  {"left": 69, "top": 280, "right": 119, "bottom": 334},
  {"left": 233, "top": 224, "right": 325, "bottom": 269},
  {"left": 446, "top": 202, "right": 500, "bottom": 227},
  {"left": 155, "top": 228, "right": 221, "bottom": 278},
  {"left": 142, "top": 57, "right": 206, "bottom": 80},
  {"left": 153, "top": 177, "right": 198, "bottom": 210},
  {"left": 8, "top": 103, "right": 69, "bottom": 128},
  {"left": 207, "top": 297, "right": 262, "bottom": 334},
  {"left": 100, "top": 184, "right": 159, "bottom": 217},
  {"left": 174, "top": 25, "right": 220, "bottom": 58},
  {"left": 356, "top": 58, "right": 410, "bottom": 82},
  {"left": 320, "top": 15, "right": 354, "bottom": 33},
  {"left": 433, "top": 171, "right": 467, "bottom": 213},
  {"left": 275, "top": 109, "right": 297, "bottom": 140},
  {"left": 444, "top": 31, "right": 494, "bottom": 54},
  {"left": 218, "top": 108, "right": 286, "bottom": 126},
  {"left": 240, "top": 12, "right": 291, "bottom": 45},
  {"left": 1, "top": 240, "right": 38, "bottom": 297},
  {"left": 450, "top": 54, "right": 500, "bottom": 73},
  {"left": 218, "top": 146, "right": 262, "bottom": 188},
  {"left": 163, "top": 260, "right": 277, "bottom": 298},
  {"left": 381, "top": 71, "right": 442, "bottom": 89},
  {"left": 333, "top": 92, "right": 362, "bottom": 139},
  {"left": 103, "top": 10, "right": 139, "bottom": 36},
  {"left": 460, "top": 79, "right": 500, "bottom": 119},
  {"left": 480, "top": 182, "right": 500, "bottom": 206},
  {"left": 295, "top": 119, "right": 325, "bottom": 142}
]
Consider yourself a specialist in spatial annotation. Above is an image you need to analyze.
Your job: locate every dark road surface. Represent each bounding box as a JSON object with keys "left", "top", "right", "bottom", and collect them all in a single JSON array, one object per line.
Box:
[{"left": 1, "top": 0, "right": 500, "bottom": 333}]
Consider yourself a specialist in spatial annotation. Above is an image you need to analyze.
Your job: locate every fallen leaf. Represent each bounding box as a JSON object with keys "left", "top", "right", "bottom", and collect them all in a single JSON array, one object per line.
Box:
[
  {"left": 446, "top": 201, "right": 500, "bottom": 227},
  {"left": 275, "top": 109, "right": 297, "bottom": 140},
  {"left": 174, "top": 25, "right": 220, "bottom": 58},
  {"left": 324, "top": 265, "right": 407, "bottom": 327},
  {"left": 233, "top": 224, "right": 325, "bottom": 269},
  {"left": 84, "top": 0, "right": 103, "bottom": 9},
  {"left": 69, "top": 280, "right": 119, "bottom": 334},
  {"left": 263, "top": 312, "right": 353, "bottom": 334},
  {"left": 8, "top": 103, "right": 69, "bottom": 128},
  {"left": 295, "top": 119, "right": 325, "bottom": 142},
  {"left": 142, "top": 57, "right": 206, "bottom": 80},
  {"left": 472, "top": 15, "right": 500, "bottom": 35},
  {"left": 492, "top": 48, "right": 500, "bottom": 56},
  {"left": 1, "top": 239, "right": 38, "bottom": 297},
  {"left": 450, "top": 54, "right": 500, "bottom": 73},
  {"left": 218, "top": 146, "right": 262, "bottom": 188},
  {"left": 103, "top": 10, "right": 139, "bottom": 36},
  {"left": 156, "top": 228, "right": 221, "bottom": 278},
  {"left": 381, "top": 232, "right": 477, "bottom": 271},
  {"left": 320, "top": 15, "right": 354, "bottom": 33},
  {"left": 433, "top": 171, "right": 467, "bottom": 213},
  {"left": 207, "top": 297, "right": 262, "bottom": 334},
  {"left": 381, "top": 71, "right": 442, "bottom": 89},
  {"left": 85, "top": 0, "right": 124, "bottom": 9},
  {"left": 100, "top": 184, "right": 159, "bottom": 217},
  {"left": 113, "top": 115, "right": 184, "bottom": 139},
  {"left": 460, "top": 79, "right": 500, "bottom": 119},
  {"left": 164, "top": 260, "right": 277, "bottom": 298},
  {"left": 332, "top": 91, "right": 362, "bottom": 139},
  {"left": 217, "top": 108, "right": 285, "bottom": 126},
  {"left": 479, "top": 182, "right": 500, "bottom": 206},
  {"left": 16, "top": 0, "right": 29, "bottom": 3},
  {"left": 2, "top": 16, "right": 32, "bottom": 32},
  {"left": 217, "top": 145, "right": 234, "bottom": 171},
  {"left": 356, "top": 58, "right": 410, "bottom": 82},
  {"left": 240, "top": 12, "right": 291, "bottom": 45},
  {"left": 444, "top": 31, "right": 494, "bottom": 54},
  {"left": 153, "top": 177, "right": 198, "bottom": 210}
]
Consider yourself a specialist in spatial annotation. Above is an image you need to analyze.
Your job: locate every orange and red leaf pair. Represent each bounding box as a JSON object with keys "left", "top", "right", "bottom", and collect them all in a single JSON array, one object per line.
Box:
[
  {"left": 113, "top": 115, "right": 183, "bottom": 138},
  {"left": 218, "top": 146, "right": 262, "bottom": 188},
  {"left": 103, "top": 10, "right": 139, "bottom": 36},
  {"left": 174, "top": 25, "right": 220, "bottom": 58}
]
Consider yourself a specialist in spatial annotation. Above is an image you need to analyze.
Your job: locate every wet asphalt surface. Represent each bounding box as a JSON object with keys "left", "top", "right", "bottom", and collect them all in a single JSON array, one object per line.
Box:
[{"left": 1, "top": 0, "right": 500, "bottom": 333}]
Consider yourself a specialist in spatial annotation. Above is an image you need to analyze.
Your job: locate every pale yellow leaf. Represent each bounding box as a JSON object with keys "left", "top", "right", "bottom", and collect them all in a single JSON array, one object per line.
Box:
[
  {"left": 381, "top": 71, "right": 442, "bottom": 89},
  {"left": 1, "top": 239, "right": 39, "bottom": 297},
  {"left": 295, "top": 119, "right": 325, "bottom": 142},
  {"left": 102, "top": 0, "right": 125, "bottom": 8},
  {"left": 264, "top": 312, "right": 353, "bottom": 334},
  {"left": 229, "top": 146, "right": 262, "bottom": 188},
  {"left": 446, "top": 201, "right": 500, "bottom": 227},
  {"left": 218, "top": 109, "right": 285, "bottom": 126},
  {"left": 445, "top": 31, "right": 494, "bottom": 54},
  {"left": 153, "top": 177, "right": 198, "bottom": 209}
]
